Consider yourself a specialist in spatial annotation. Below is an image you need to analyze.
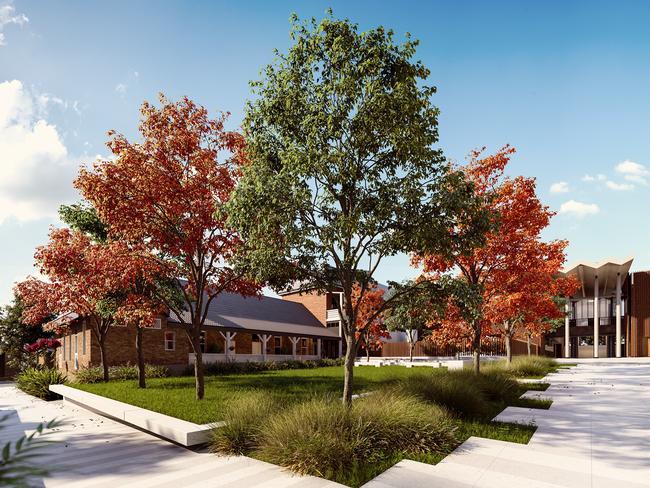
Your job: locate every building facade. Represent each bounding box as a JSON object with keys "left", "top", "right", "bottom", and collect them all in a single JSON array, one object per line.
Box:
[
  {"left": 53, "top": 291, "right": 341, "bottom": 374},
  {"left": 545, "top": 257, "right": 650, "bottom": 358}
]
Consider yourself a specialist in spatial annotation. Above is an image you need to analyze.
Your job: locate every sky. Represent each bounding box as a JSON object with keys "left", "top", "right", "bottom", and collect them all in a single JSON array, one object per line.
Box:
[{"left": 1, "top": 0, "right": 650, "bottom": 306}]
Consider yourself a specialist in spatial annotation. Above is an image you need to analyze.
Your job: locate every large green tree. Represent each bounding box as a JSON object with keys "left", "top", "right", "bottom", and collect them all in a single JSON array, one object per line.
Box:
[{"left": 228, "top": 13, "right": 488, "bottom": 404}]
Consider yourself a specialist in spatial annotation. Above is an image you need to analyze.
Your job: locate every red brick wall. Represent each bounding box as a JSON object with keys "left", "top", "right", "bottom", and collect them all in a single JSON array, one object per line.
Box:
[{"left": 282, "top": 289, "right": 328, "bottom": 325}]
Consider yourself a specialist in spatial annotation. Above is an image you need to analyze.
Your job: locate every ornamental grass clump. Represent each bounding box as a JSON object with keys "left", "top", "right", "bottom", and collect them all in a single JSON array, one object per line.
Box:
[
  {"left": 254, "top": 393, "right": 456, "bottom": 478},
  {"left": 210, "top": 391, "right": 281, "bottom": 455},
  {"left": 484, "top": 356, "right": 558, "bottom": 378},
  {"left": 387, "top": 372, "right": 489, "bottom": 418},
  {"left": 16, "top": 368, "right": 67, "bottom": 400}
]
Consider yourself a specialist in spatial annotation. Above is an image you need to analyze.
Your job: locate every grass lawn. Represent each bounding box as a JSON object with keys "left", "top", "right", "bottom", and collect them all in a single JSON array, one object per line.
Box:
[
  {"left": 72, "top": 362, "right": 559, "bottom": 487},
  {"left": 71, "top": 365, "right": 421, "bottom": 424}
]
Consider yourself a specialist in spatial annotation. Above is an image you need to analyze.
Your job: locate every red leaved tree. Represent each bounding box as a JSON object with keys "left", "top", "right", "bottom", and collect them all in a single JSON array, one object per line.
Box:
[
  {"left": 352, "top": 283, "right": 388, "bottom": 362},
  {"left": 76, "top": 95, "right": 261, "bottom": 399},
  {"left": 415, "top": 146, "right": 570, "bottom": 373},
  {"left": 17, "top": 228, "right": 144, "bottom": 381}
]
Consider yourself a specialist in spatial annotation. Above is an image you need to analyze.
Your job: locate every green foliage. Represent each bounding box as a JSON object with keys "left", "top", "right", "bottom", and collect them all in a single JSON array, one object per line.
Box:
[
  {"left": 210, "top": 391, "right": 280, "bottom": 454},
  {"left": 0, "top": 296, "right": 54, "bottom": 373},
  {"left": 483, "top": 356, "right": 559, "bottom": 378},
  {"left": 15, "top": 368, "right": 67, "bottom": 400},
  {"left": 58, "top": 201, "right": 108, "bottom": 243},
  {"left": 212, "top": 392, "right": 456, "bottom": 480},
  {"left": 388, "top": 372, "right": 489, "bottom": 418},
  {"left": 0, "top": 415, "right": 63, "bottom": 487},
  {"left": 227, "top": 11, "right": 489, "bottom": 334},
  {"left": 200, "top": 358, "right": 344, "bottom": 376},
  {"left": 74, "top": 363, "right": 170, "bottom": 384}
]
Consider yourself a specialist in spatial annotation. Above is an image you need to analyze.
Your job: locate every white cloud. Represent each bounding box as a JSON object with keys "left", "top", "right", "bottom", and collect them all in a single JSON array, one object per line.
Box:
[
  {"left": 582, "top": 174, "right": 606, "bottom": 182},
  {"left": 550, "top": 181, "right": 569, "bottom": 193},
  {"left": 115, "top": 83, "right": 127, "bottom": 94},
  {"left": 0, "top": 2, "right": 28, "bottom": 46},
  {"left": 0, "top": 80, "right": 79, "bottom": 224},
  {"left": 559, "top": 200, "right": 600, "bottom": 218},
  {"left": 605, "top": 181, "right": 634, "bottom": 191},
  {"left": 615, "top": 160, "right": 649, "bottom": 185}
]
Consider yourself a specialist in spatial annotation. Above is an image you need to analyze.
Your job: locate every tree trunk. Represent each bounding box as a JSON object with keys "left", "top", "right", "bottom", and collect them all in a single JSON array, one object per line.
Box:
[
  {"left": 366, "top": 338, "right": 370, "bottom": 362},
  {"left": 98, "top": 337, "right": 109, "bottom": 382},
  {"left": 193, "top": 332, "right": 205, "bottom": 400},
  {"left": 342, "top": 333, "right": 356, "bottom": 406},
  {"left": 472, "top": 321, "right": 482, "bottom": 374},
  {"left": 526, "top": 333, "right": 532, "bottom": 356},
  {"left": 136, "top": 326, "right": 146, "bottom": 388},
  {"left": 505, "top": 332, "right": 512, "bottom": 365},
  {"left": 409, "top": 341, "right": 414, "bottom": 363}
]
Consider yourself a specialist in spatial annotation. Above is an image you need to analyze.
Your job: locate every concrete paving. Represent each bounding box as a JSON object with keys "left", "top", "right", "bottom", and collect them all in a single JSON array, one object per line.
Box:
[
  {"left": 0, "top": 382, "right": 343, "bottom": 488},
  {"left": 363, "top": 360, "right": 650, "bottom": 488}
]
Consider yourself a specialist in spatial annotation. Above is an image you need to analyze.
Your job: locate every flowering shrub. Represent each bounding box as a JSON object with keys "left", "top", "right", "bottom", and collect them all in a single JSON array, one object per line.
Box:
[{"left": 24, "top": 338, "right": 61, "bottom": 354}]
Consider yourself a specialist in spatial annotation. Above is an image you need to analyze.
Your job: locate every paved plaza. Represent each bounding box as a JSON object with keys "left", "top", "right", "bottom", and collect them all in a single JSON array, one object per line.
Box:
[
  {"left": 364, "top": 360, "right": 650, "bottom": 487},
  {"left": 0, "top": 382, "right": 342, "bottom": 488}
]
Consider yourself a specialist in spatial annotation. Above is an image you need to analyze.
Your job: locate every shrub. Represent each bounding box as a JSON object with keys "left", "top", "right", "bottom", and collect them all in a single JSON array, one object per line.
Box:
[
  {"left": 254, "top": 393, "right": 456, "bottom": 478},
  {"left": 202, "top": 358, "right": 344, "bottom": 376},
  {"left": 145, "top": 364, "right": 170, "bottom": 378},
  {"left": 210, "top": 391, "right": 280, "bottom": 455},
  {"left": 73, "top": 363, "right": 171, "bottom": 383},
  {"left": 16, "top": 368, "right": 67, "bottom": 400},
  {"left": 74, "top": 366, "right": 104, "bottom": 384}
]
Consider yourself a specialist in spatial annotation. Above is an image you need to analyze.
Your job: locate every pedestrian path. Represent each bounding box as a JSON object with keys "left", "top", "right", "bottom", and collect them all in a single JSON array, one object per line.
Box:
[
  {"left": 0, "top": 382, "right": 343, "bottom": 488},
  {"left": 363, "top": 361, "right": 650, "bottom": 488}
]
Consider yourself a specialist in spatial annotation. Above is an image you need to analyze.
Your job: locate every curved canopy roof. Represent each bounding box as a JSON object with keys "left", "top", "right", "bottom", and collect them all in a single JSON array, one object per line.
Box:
[{"left": 561, "top": 257, "right": 634, "bottom": 298}]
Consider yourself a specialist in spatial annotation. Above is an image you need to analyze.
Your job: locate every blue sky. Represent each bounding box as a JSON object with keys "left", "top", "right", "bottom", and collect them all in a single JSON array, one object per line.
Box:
[{"left": 2, "top": 0, "right": 650, "bottom": 306}]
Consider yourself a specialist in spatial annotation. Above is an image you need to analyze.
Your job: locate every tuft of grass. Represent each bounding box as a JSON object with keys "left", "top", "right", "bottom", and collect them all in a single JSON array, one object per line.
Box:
[
  {"left": 522, "top": 382, "right": 550, "bottom": 391},
  {"left": 386, "top": 372, "right": 489, "bottom": 418},
  {"left": 513, "top": 397, "right": 552, "bottom": 409},
  {"left": 483, "top": 356, "right": 559, "bottom": 378},
  {"left": 252, "top": 392, "right": 457, "bottom": 479},
  {"left": 210, "top": 391, "right": 281, "bottom": 454},
  {"left": 16, "top": 368, "right": 67, "bottom": 401}
]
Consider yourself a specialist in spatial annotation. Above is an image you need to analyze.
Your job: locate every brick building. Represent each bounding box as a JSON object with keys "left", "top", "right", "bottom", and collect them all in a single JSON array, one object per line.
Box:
[{"left": 54, "top": 291, "right": 341, "bottom": 374}]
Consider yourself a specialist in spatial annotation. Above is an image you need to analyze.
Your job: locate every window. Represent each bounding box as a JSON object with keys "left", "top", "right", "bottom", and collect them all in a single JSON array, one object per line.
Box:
[
  {"left": 274, "top": 336, "right": 282, "bottom": 355},
  {"left": 301, "top": 338, "right": 308, "bottom": 355},
  {"left": 151, "top": 318, "right": 162, "bottom": 329},
  {"left": 200, "top": 331, "right": 206, "bottom": 353},
  {"left": 164, "top": 331, "right": 176, "bottom": 351},
  {"left": 82, "top": 322, "right": 86, "bottom": 355}
]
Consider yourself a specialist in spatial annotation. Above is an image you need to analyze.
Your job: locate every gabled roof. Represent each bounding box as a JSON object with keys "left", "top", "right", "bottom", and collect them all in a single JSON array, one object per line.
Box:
[{"left": 168, "top": 292, "right": 339, "bottom": 339}]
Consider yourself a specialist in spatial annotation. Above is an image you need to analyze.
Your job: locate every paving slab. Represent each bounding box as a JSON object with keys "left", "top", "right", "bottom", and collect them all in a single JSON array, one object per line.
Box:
[
  {"left": 363, "top": 360, "right": 650, "bottom": 487},
  {"left": 0, "top": 381, "right": 343, "bottom": 488}
]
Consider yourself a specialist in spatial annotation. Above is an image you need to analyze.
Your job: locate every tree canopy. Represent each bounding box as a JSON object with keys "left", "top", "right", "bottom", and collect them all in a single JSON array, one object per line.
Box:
[{"left": 228, "top": 13, "right": 489, "bottom": 403}]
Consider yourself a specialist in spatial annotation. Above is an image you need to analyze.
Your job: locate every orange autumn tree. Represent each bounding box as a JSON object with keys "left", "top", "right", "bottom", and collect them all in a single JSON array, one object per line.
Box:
[
  {"left": 352, "top": 283, "right": 388, "bottom": 362},
  {"left": 16, "top": 228, "right": 158, "bottom": 381},
  {"left": 75, "top": 95, "right": 261, "bottom": 400},
  {"left": 415, "top": 146, "right": 570, "bottom": 373},
  {"left": 487, "top": 249, "right": 580, "bottom": 363}
]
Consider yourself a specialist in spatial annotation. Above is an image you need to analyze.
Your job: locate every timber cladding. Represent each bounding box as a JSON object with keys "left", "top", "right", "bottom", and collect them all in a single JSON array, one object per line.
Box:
[{"left": 630, "top": 271, "right": 650, "bottom": 357}]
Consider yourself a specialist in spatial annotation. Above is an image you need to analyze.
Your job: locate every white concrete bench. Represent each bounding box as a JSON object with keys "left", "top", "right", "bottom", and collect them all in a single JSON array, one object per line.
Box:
[{"left": 49, "top": 384, "right": 220, "bottom": 446}]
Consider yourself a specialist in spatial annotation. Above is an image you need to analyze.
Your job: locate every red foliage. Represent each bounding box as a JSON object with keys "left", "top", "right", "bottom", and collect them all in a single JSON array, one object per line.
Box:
[
  {"left": 24, "top": 338, "right": 61, "bottom": 354},
  {"left": 352, "top": 283, "right": 389, "bottom": 351},
  {"left": 75, "top": 95, "right": 260, "bottom": 310},
  {"left": 415, "top": 146, "right": 575, "bottom": 350}
]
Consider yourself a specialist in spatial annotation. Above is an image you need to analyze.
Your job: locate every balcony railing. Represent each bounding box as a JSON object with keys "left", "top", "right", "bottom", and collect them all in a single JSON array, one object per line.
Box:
[
  {"left": 570, "top": 316, "right": 623, "bottom": 327},
  {"left": 326, "top": 308, "right": 340, "bottom": 322}
]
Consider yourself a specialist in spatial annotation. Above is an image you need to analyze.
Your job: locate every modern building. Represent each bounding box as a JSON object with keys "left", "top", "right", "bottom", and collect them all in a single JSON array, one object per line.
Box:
[{"left": 545, "top": 257, "right": 650, "bottom": 358}]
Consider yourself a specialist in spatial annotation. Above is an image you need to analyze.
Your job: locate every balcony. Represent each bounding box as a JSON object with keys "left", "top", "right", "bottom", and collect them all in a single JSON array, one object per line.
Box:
[{"left": 326, "top": 308, "right": 340, "bottom": 322}]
